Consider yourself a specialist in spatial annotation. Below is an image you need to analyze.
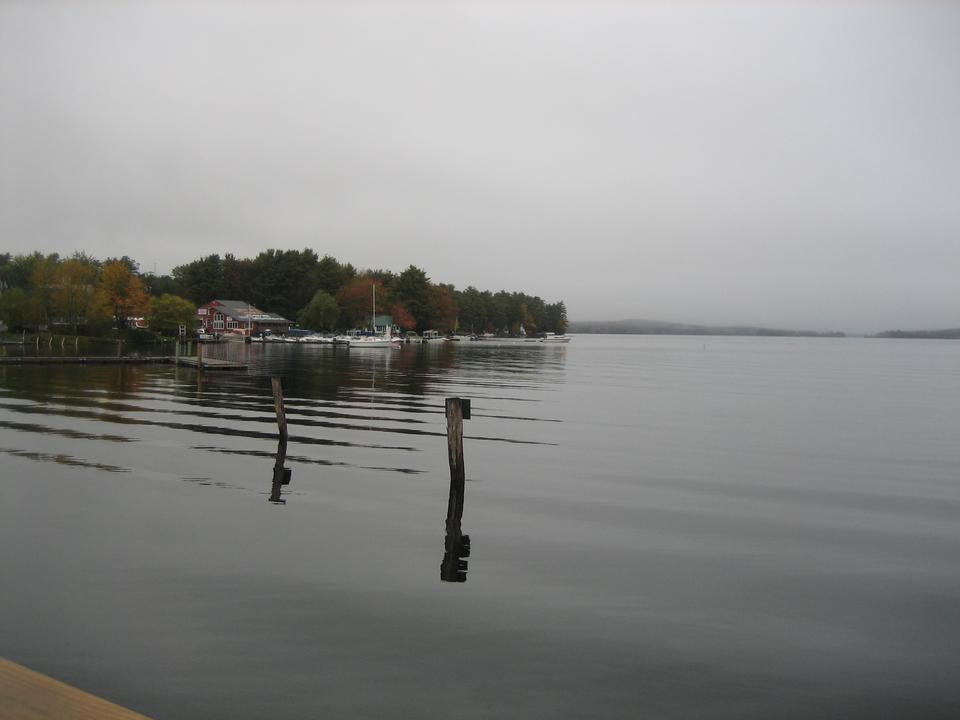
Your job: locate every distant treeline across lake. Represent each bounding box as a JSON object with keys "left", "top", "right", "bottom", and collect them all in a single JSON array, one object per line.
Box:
[{"left": 569, "top": 319, "right": 846, "bottom": 337}]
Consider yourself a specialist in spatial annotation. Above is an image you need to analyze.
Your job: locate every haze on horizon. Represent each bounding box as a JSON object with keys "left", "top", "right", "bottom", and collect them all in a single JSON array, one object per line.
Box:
[{"left": 1, "top": 1, "right": 958, "bottom": 334}]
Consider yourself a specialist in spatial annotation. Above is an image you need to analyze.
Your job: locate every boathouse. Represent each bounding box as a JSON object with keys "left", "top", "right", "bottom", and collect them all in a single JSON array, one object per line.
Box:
[{"left": 197, "top": 299, "right": 292, "bottom": 337}]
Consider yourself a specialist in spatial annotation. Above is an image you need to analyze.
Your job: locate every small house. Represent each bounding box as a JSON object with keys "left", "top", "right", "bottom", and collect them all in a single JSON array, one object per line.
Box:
[{"left": 373, "top": 314, "right": 396, "bottom": 335}]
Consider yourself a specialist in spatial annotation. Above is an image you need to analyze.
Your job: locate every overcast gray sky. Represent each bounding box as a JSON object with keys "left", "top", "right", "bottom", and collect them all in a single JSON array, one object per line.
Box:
[{"left": 1, "top": 1, "right": 958, "bottom": 332}]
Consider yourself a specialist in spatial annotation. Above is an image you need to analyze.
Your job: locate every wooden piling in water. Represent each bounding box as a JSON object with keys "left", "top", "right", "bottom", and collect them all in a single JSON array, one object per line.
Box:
[
  {"left": 442, "top": 397, "right": 471, "bottom": 582},
  {"left": 445, "top": 398, "right": 468, "bottom": 516},
  {"left": 270, "top": 377, "right": 291, "bottom": 503}
]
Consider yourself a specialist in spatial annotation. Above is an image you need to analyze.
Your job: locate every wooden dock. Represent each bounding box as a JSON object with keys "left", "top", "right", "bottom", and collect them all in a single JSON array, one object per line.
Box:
[
  {"left": 170, "top": 356, "right": 248, "bottom": 370},
  {"left": 0, "top": 657, "right": 151, "bottom": 720},
  {"left": 0, "top": 356, "right": 248, "bottom": 370}
]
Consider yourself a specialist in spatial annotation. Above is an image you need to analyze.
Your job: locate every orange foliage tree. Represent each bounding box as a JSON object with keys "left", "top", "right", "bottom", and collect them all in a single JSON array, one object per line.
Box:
[
  {"left": 427, "top": 284, "right": 458, "bottom": 332},
  {"left": 390, "top": 302, "right": 416, "bottom": 330},
  {"left": 95, "top": 260, "right": 150, "bottom": 332},
  {"left": 336, "top": 277, "right": 388, "bottom": 329}
]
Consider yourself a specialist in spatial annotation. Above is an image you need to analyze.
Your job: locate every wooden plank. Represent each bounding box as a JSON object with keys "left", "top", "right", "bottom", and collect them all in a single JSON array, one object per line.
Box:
[{"left": 0, "top": 657, "right": 151, "bottom": 720}]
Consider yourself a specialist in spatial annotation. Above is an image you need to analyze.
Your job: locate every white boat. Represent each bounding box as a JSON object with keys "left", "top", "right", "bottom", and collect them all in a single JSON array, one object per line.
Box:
[
  {"left": 540, "top": 332, "right": 570, "bottom": 343},
  {"left": 348, "top": 335, "right": 395, "bottom": 348},
  {"left": 420, "top": 330, "right": 446, "bottom": 343}
]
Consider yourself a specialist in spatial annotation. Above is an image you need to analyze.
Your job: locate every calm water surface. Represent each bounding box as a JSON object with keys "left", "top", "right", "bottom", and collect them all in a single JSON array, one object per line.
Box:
[{"left": 1, "top": 335, "right": 959, "bottom": 718}]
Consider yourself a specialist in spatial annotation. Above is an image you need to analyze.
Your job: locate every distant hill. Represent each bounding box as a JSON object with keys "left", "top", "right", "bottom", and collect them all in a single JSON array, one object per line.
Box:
[
  {"left": 569, "top": 319, "right": 845, "bottom": 337},
  {"left": 874, "top": 328, "right": 960, "bottom": 339}
]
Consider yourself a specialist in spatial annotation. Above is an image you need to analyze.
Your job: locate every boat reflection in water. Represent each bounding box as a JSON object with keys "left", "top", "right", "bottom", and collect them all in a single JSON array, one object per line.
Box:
[{"left": 440, "top": 461, "right": 470, "bottom": 583}]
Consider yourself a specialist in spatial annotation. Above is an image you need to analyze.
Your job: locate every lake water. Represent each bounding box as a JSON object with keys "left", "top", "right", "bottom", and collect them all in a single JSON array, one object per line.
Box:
[{"left": 1, "top": 335, "right": 959, "bottom": 718}]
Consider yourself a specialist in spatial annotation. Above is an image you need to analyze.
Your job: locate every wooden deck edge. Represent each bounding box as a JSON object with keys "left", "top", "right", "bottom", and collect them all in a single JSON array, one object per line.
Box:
[
  {"left": 0, "top": 357, "right": 169, "bottom": 365},
  {"left": 0, "top": 356, "right": 248, "bottom": 370},
  {"left": 0, "top": 657, "right": 152, "bottom": 720}
]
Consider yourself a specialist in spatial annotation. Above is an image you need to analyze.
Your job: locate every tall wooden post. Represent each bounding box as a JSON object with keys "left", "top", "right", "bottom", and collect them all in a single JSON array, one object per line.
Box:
[
  {"left": 445, "top": 398, "right": 467, "bottom": 515},
  {"left": 196, "top": 339, "right": 204, "bottom": 370},
  {"left": 443, "top": 397, "right": 471, "bottom": 582},
  {"left": 270, "top": 377, "right": 291, "bottom": 503}
]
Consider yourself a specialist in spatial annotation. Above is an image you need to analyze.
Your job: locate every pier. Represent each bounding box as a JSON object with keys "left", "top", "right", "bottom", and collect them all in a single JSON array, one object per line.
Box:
[{"left": 0, "top": 356, "right": 248, "bottom": 370}]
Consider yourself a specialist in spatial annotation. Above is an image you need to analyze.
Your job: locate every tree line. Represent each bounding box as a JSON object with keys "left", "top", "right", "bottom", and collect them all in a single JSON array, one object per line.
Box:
[
  {"left": 0, "top": 249, "right": 567, "bottom": 336},
  {"left": 0, "top": 252, "right": 194, "bottom": 336}
]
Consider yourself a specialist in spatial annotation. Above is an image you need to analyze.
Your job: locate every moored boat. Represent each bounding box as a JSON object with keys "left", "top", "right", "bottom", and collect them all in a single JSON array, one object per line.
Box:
[{"left": 348, "top": 335, "right": 395, "bottom": 348}]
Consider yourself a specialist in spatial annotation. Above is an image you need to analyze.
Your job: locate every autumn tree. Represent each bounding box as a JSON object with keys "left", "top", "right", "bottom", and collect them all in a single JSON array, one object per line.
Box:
[
  {"left": 427, "top": 284, "right": 458, "bottom": 332},
  {"left": 335, "top": 277, "right": 390, "bottom": 329},
  {"left": 95, "top": 260, "right": 150, "bottom": 332},
  {"left": 389, "top": 302, "right": 416, "bottom": 331}
]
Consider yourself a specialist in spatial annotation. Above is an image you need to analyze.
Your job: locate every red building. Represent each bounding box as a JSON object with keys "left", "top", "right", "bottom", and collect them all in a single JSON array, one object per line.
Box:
[{"left": 197, "top": 299, "right": 292, "bottom": 337}]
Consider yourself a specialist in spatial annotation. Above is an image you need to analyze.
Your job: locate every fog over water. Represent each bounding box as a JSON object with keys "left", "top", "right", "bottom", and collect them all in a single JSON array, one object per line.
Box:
[{"left": 1, "top": 1, "right": 959, "bottom": 332}]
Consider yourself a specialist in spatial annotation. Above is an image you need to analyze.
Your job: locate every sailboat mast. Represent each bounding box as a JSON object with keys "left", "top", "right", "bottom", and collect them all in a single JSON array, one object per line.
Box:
[{"left": 372, "top": 283, "right": 376, "bottom": 332}]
